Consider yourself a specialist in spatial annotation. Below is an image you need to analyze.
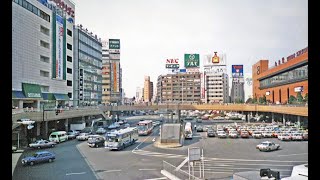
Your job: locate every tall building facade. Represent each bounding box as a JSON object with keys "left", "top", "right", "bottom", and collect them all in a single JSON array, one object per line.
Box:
[
  {"left": 230, "top": 65, "right": 245, "bottom": 103},
  {"left": 135, "top": 87, "right": 143, "bottom": 103},
  {"left": 73, "top": 25, "right": 102, "bottom": 106},
  {"left": 252, "top": 47, "right": 308, "bottom": 104},
  {"left": 101, "top": 39, "right": 122, "bottom": 105},
  {"left": 202, "top": 52, "right": 229, "bottom": 103},
  {"left": 157, "top": 73, "right": 201, "bottom": 103},
  {"left": 12, "top": 0, "right": 75, "bottom": 109},
  {"left": 143, "top": 76, "right": 153, "bottom": 102}
]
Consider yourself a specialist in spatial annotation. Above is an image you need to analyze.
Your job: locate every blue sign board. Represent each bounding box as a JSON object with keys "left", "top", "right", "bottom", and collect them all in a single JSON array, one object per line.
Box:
[{"left": 232, "top": 65, "right": 244, "bottom": 78}]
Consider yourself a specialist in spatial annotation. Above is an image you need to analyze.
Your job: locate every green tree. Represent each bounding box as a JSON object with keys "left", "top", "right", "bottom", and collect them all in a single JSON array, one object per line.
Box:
[
  {"left": 252, "top": 97, "right": 257, "bottom": 104},
  {"left": 246, "top": 98, "right": 253, "bottom": 104},
  {"left": 288, "top": 95, "right": 297, "bottom": 104},
  {"left": 304, "top": 93, "right": 308, "bottom": 102},
  {"left": 296, "top": 92, "right": 303, "bottom": 103}
]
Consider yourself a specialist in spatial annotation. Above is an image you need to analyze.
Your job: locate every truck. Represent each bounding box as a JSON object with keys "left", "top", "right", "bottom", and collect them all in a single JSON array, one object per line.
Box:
[
  {"left": 70, "top": 123, "right": 86, "bottom": 131},
  {"left": 184, "top": 122, "right": 193, "bottom": 139}
]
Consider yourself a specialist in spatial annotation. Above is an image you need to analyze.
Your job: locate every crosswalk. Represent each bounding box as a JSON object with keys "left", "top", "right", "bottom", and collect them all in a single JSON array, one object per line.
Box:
[{"left": 132, "top": 149, "right": 186, "bottom": 159}]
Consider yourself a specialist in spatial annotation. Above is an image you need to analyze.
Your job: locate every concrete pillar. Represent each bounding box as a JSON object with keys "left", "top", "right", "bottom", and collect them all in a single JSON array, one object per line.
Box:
[
  {"left": 283, "top": 114, "right": 286, "bottom": 125},
  {"left": 297, "top": 116, "right": 301, "bottom": 128},
  {"left": 272, "top": 112, "right": 275, "bottom": 123},
  {"left": 19, "top": 100, "right": 23, "bottom": 109},
  {"left": 44, "top": 121, "right": 48, "bottom": 139},
  {"left": 65, "top": 119, "right": 69, "bottom": 131},
  {"left": 37, "top": 122, "right": 41, "bottom": 137},
  {"left": 177, "top": 110, "right": 181, "bottom": 122},
  {"left": 55, "top": 101, "right": 59, "bottom": 107},
  {"left": 37, "top": 100, "right": 41, "bottom": 111}
]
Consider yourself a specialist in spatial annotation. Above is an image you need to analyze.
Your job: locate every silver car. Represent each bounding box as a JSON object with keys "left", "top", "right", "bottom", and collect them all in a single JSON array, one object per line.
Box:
[{"left": 29, "top": 140, "right": 56, "bottom": 149}]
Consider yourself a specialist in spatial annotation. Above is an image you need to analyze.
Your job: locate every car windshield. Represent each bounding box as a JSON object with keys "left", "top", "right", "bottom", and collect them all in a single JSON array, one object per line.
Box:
[{"left": 137, "top": 126, "right": 147, "bottom": 131}]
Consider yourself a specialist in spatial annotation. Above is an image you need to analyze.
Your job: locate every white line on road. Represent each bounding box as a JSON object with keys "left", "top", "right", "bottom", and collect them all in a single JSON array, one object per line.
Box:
[
  {"left": 133, "top": 127, "right": 159, "bottom": 151},
  {"left": 104, "top": 170, "right": 122, "bottom": 173},
  {"left": 66, "top": 172, "right": 86, "bottom": 176},
  {"left": 139, "top": 169, "right": 157, "bottom": 171},
  {"left": 278, "top": 153, "right": 308, "bottom": 157},
  {"left": 144, "top": 177, "right": 168, "bottom": 180}
]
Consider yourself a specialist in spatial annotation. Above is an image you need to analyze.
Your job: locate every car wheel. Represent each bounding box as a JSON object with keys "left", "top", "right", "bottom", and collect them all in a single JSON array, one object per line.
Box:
[
  {"left": 96, "top": 144, "right": 99, "bottom": 148},
  {"left": 268, "top": 148, "right": 271, "bottom": 151},
  {"left": 49, "top": 159, "right": 53, "bottom": 163},
  {"left": 51, "top": 144, "right": 55, "bottom": 148},
  {"left": 277, "top": 146, "right": 279, "bottom": 150},
  {"left": 30, "top": 161, "right": 34, "bottom": 166},
  {"left": 37, "top": 146, "right": 41, "bottom": 149}
]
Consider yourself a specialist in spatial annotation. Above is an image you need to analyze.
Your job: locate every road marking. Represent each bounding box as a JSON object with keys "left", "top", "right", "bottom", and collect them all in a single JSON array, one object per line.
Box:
[
  {"left": 144, "top": 177, "right": 168, "bottom": 180},
  {"left": 175, "top": 157, "right": 189, "bottom": 171},
  {"left": 104, "top": 170, "right": 122, "bottom": 173},
  {"left": 205, "top": 157, "right": 308, "bottom": 163},
  {"left": 133, "top": 127, "right": 159, "bottom": 151},
  {"left": 278, "top": 153, "right": 308, "bottom": 157},
  {"left": 139, "top": 169, "right": 157, "bottom": 171},
  {"left": 66, "top": 172, "right": 86, "bottom": 175}
]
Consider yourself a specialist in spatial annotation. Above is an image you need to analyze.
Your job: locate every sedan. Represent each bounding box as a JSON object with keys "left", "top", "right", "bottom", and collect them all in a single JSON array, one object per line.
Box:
[
  {"left": 21, "top": 151, "right": 55, "bottom": 166},
  {"left": 252, "top": 131, "right": 263, "bottom": 139},
  {"left": 256, "top": 141, "right": 280, "bottom": 152},
  {"left": 96, "top": 127, "right": 107, "bottom": 134},
  {"left": 302, "top": 132, "right": 308, "bottom": 141},
  {"left": 291, "top": 133, "right": 303, "bottom": 141},
  {"left": 29, "top": 140, "right": 56, "bottom": 149},
  {"left": 207, "top": 129, "right": 216, "bottom": 137},
  {"left": 76, "top": 133, "right": 91, "bottom": 141},
  {"left": 278, "top": 133, "right": 292, "bottom": 141},
  {"left": 240, "top": 131, "right": 250, "bottom": 138},
  {"left": 67, "top": 132, "right": 77, "bottom": 140},
  {"left": 217, "top": 131, "right": 227, "bottom": 138},
  {"left": 196, "top": 125, "right": 204, "bottom": 132},
  {"left": 228, "top": 131, "right": 239, "bottom": 138},
  {"left": 124, "top": 123, "right": 130, "bottom": 128}
]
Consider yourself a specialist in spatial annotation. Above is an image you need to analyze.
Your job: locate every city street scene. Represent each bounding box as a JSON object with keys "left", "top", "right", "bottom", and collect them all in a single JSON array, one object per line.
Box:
[{"left": 12, "top": 0, "right": 307, "bottom": 180}]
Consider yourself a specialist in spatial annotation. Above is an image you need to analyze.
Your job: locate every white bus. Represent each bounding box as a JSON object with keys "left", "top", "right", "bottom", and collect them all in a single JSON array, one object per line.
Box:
[
  {"left": 137, "top": 120, "right": 153, "bottom": 135},
  {"left": 184, "top": 122, "right": 193, "bottom": 139},
  {"left": 105, "top": 127, "right": 139, "bottom": 150}
]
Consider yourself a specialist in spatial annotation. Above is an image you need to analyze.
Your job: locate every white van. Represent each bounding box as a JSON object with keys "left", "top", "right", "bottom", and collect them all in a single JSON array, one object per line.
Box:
[{"left": 49, "top": 131, "right": 68, "bottom": 143}]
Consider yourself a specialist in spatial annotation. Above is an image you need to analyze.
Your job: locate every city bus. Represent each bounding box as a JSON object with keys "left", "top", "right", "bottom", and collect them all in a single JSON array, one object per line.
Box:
[
  {"left": 184, "top": 122, "right": 193, "bottom": 139},
  {"left": 137, "top": 120, "right": 153, "bottom": 135},
  {"left": 105, "top": 127, "right": 138, "bottom": 150}
]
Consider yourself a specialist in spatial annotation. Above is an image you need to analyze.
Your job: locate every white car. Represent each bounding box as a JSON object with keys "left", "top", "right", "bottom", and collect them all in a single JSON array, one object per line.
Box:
[
  {"left": 252, "top": 131, "right": 262, "bottom": 139},
  {"left": 118, "top": 120, "right": 124, "bottom": 125},
  {"left": 124, "top": 123, "right": 130, "bottom": 128},
  {"left": 228, "top": 131, "right": 239, "bottom": 138},
  {"left": 96, "top": 127, "right": 107, "bottom": 134},
  {"left": 256, "top": 141, "right": 280, "bottom": 152},
  {"left": 76, "top": 133, "right": 91, "bottom": 141},
  {"left": 108, "top": 122, "right": 120, "bottom": 129},
  {"left": 262, "top": 131, "right": 273, "bottom": 138},
  {"left": 217, "top": 131, "right": 227, "bottom": 138},
  {"left": 291, "top": 133, "right": 303, "bottom": 141},
  {"left": 278, "top": 133, "right": 292, "bottom": 141}
]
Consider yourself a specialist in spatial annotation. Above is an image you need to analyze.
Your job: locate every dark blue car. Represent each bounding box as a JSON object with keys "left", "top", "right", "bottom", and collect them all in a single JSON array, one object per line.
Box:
[{"left": 21, "top": 151, "right": 55, "bottom": 166}]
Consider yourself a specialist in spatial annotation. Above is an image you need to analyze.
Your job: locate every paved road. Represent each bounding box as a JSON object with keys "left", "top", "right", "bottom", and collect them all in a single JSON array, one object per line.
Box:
[{"left": 12, "top": 140, "right": 97, "bottom": 180}]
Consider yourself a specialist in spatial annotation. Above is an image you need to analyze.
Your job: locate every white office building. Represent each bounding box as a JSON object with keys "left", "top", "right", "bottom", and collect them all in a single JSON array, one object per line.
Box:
[{"left": 12, "top": 0, "right": 75, "bottom": 109}]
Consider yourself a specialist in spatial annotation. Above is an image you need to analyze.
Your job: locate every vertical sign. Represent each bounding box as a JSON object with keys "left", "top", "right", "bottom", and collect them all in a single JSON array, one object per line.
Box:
[
  {"left": 55, "top": 15, "right": 64, "bottom": 80},
  {"left": 113, "top": 63, "right": 117, "bottom": 92}
]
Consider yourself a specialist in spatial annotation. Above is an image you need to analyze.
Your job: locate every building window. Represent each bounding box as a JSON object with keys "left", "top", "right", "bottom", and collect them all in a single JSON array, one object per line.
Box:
[
  {"left": 40, "top": 25, "right": 49, "bottom": 36},
  {"left": 41, "top": 86, "right": 49, "bottom": 92},
  {"left": 67, "top": 43, "right": 72, "bottom": 50},
  {"left": 68, "top": 92, "right": 72, "bottom": 98},
  {"left": 67, "top": 68, "right": 72, "bottom": 74},
  {"left": 40, "top": 70, "right": 49, "bottom": 77},
  {"left": 67, "top": 56, "right": 72, "bottom": 62},
  {"left": 67, "top": 80, "right": 72, "bottom": 86},
  {"left": 40, "top": 55, "right": 50, "bottom": 63},
  {"left": 40, "top": 40, "right": 50, "bottom": 49},
  {"left": 67, "top": 29, "right": 72, "bottom": 37}
]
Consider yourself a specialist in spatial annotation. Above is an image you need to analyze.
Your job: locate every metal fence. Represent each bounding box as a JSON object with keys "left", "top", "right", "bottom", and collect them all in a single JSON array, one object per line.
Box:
[{"left": 163, "top": 160, "right": 201, "bottom": 180}]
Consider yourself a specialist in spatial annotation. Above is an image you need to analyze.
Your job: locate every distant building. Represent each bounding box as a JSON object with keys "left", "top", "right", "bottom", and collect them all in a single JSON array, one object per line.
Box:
[
  {"left": 230, "top": 81, "right": 245, "bottom": 103},
  {"left": 143, "top": 76, "right": 153, "bottom": 102},
  {"left": 252, "top": 47, "right": 308, "bottom": 104},
  {"left": 157, "top": 73, "right": 201, "bottom": 103}
]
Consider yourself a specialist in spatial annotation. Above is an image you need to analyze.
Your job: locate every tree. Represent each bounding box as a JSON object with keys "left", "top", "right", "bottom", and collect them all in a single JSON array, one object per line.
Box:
[
  {"left": 246, "top": 98, "right": 253, "bottom": 104},
  {"left": 296, "top": 92, "right": 303, "bottom": 103},
  {"left": 288, "top": 95, "right": 297, "bottom": 104},
  {"left": 252, "top": 97, "right": 258, "bottom": 104},
  {"left": 304, "top": 93, "right": 308, "bottom": 102}
]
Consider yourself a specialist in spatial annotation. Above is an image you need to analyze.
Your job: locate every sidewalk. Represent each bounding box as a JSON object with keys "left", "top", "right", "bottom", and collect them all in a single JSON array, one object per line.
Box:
[{"left": 12, "top": 149, "right": 25, "bottom": 176}]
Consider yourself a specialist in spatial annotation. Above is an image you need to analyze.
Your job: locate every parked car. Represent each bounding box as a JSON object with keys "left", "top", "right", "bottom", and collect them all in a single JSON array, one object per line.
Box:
[
  {"left": 196, "top": 125, "right": 204, "bottom": 132},
  {"left": 201, "top": 116, "right": 209, "bottom": 120},
  {"left": 96, "top": 127, "right": 107, "bottom": 134},
  {"left": 29, "top": 140, "right": 56, "bottom": 149},
  {"left": 87, "top": 135, "right": 105, "bottom": 148},
  {"left": 217, "top": 131, "right": 227, "bottom": 138},
  {"left": 196, "top": 119, "right": 203, "bottom": 123},
  {"left": 76, "top": 133, "right": 91, "bottom": 141},
  {"left": 228, "top": 131, "right": 239, "bottom": 138},
  {"left": 67, "top": 130, "right": 80, "bottom": 136},
  {"left": 49, "top": 131, "right": 68, "bottom": 143},
  {"left": 118, "top": 120, "right": 124, "bottom": 125},
  {"left": 207, "top": 129, "right": 216, "bottom": 137},
  {"left": 67, "top": 132, "right": 77, "bottom": 139},
  {"left": 278, "top": 133, "right": 292, "bottom": 141},
  {"left": 124, "top": 123, "right": 130, "bottom": 128},
  {"left": 291, "top": 133, "right": 304, "bottom": 141},
  {"left": 302, "top": 132, "right": 308, "bottom": 141},
  {"left": 21, "top": 151, "right": 55, "bottom": 166},
  {"left": 240, "top": 131, "right": 250, "bottom": 138},
  {"left": 252, "top": 131, "right": 262, "bottom": 139},
  {"left": 256, "top": 141, "right": 280, "bottom": 152},
  {"left": 262, "top": 131, "right": 273, "bottom": 138}
]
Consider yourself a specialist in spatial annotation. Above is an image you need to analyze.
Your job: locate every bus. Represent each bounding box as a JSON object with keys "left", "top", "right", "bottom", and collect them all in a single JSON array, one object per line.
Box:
[
  {"left": 184, "top": 122, "right": 193, "bottom": 139},
  {"left": 105, "top": 127, "right": 138, "bottom": 150},
  {"left": 137, "top": 120, "right": 153, "bottom": 135}
]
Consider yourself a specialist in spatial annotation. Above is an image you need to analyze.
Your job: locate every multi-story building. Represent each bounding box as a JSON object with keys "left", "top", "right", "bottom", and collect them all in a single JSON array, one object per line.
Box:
[
  {"left": 230, "top": 81, "right": 245, "bottom": 103},
  {"left": 73, "top": 24, "right": 102, "bottom": 106},
  {"left": 135, "top": 87, "right": 143, "bottom": 103},
  {"left": 202, "top": 52, "right": 229, "bottom": 103},
  {"left": 143, "top": 76, "right": 153, "bottom": 102},
  {"left": 101, "top": 39, "right": 122, "bottom": 105},
  {"left": 157, "top": 73, "right": 201, "bottom": 103},
  {"left": 12, "top": 0, "right": 75, "bottom": 110},
  {"left": 252, "top": 47, "right": 308, "bottom": 104}
]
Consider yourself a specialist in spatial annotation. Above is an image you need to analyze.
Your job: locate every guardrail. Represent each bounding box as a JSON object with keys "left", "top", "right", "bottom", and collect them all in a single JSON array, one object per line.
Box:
[{"left": 162, "top": 161, "right": 201, "bottom": 180}]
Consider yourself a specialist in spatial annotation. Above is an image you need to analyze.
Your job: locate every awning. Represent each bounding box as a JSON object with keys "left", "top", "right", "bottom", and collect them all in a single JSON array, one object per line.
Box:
[
  {"left": 42, "top": 93, "right": 55, "bottom": 100},
  {"left": 22, "top": 83, "right": 42, "bottom": 98},
  {"left": 53, "top": 93, "right": 70, "bottom": 101},
  {"left": 12, "top": 91, "right": 26, "bottom": 99}
]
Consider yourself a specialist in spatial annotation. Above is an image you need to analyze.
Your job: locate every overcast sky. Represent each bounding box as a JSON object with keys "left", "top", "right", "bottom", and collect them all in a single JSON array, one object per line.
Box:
[{"left": 73, "top": 0, "right": 308, "bottom": 98}]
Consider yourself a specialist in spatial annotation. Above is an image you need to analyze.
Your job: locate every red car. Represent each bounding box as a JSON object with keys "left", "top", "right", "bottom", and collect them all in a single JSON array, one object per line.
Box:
[{"left": 240, "top": 131, "right": 250, "bottom": 138}]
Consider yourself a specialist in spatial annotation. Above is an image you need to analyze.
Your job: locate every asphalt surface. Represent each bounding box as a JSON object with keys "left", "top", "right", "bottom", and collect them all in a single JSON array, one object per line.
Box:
[
  {"left": 12, "top": 139, "right": 97, "bottom": 180},
  {"left": 12, "top": 115, "right": 308, "bottom": 180}
]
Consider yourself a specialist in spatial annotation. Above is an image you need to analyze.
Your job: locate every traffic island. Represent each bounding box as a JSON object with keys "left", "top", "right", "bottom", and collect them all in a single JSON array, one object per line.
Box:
[
  {"left": 153, "top": 138, "right": 182, "bottom": 149},
  {"left": 154, "top": 123, "right": 183, "bottom": 149}
]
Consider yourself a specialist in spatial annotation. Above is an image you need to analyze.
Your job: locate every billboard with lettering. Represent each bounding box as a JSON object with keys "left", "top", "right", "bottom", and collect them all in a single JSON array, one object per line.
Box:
[
  {"left": 232, "top": 65, "right": 244, "bottom": 78},
  {"left": 203, "top": 52, "right": 226, "bottom": 66},
  {"left": 184, "top": 54, "right": 200, "bottom": 68},
  {"left": 165, "top": 58, "right": 179, "bottom": 69},
  {"left": 109, "top": 39, "right": 120, "bottom": 49},
  {"left": 52, "top": 14, "right": 66, "bottom": 80}
]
